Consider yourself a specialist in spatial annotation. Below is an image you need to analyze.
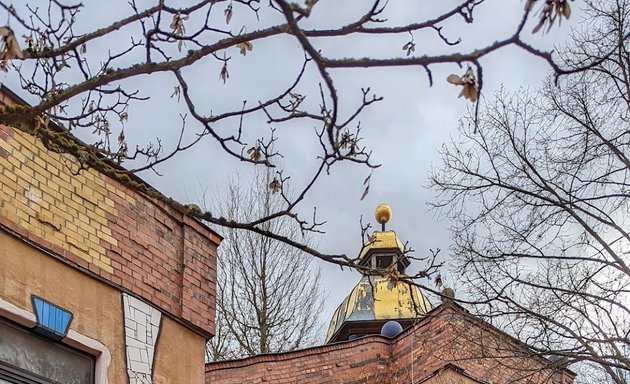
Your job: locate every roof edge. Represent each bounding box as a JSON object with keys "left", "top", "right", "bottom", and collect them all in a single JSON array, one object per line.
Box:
[
  {"left": 205, "top": 334, "right": 392, "bottom": 372},
  {"left": 0, "top": 83, "right": 222, "bottom": 242},
  {"left": 394, "top": 303, "right": 577, "bottom": 378}
]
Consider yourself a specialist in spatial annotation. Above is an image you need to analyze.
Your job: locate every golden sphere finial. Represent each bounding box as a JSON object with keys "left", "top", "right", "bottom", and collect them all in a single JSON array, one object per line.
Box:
[{"left": 375, "top": 204, "right": 392, "bottom": 225}]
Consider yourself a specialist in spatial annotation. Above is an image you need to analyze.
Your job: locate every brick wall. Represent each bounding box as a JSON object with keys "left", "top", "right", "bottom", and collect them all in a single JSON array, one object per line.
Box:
[
  {"left": 390, "top": 305, "right": 575, "bottom": 384},
  {"left": 0, "top": 92, "right": 220, "bottom": 337},
  {"left": 205, "top": 305, "right": 575, "bottom": 384},
  {"left": 205, "top": 336, "right": 393, "bottom": 384}
]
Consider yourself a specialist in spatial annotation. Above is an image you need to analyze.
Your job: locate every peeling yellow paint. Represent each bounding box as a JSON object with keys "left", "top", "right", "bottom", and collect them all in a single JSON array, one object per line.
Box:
[{"left": 326, "top": 275, "right": 433, "bottom": 342}]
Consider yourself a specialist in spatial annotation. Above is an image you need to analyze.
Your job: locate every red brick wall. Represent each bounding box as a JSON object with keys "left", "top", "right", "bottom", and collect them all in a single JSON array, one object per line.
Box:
[
  {"left": 390, "top": 305, "right": 575, "bottom": 384},
  {"left": 101, "top": 189, "right": 219, "bottom": 337},
  {"left": 205, "top": 337, "right": 392, "bottom": 384},
  {"left": 205, "top": 305, "right": 575, "bottom": 384},
  {"left": 0, "top": 90, "right": 220, "bottom": 337}
]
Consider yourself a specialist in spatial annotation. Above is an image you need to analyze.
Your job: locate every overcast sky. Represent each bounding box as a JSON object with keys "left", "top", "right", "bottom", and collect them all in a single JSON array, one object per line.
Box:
[{"left": 1, "top": 0, "right": 580, "bottom": 342}]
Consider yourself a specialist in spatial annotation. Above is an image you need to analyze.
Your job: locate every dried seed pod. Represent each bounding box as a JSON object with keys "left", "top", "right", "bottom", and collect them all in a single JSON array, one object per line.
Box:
[
  {"left": 268, "top": 179, "right": 281, "bottom": 194},
  {"left": 0, "top": 26, "right": 23, "bottom": 60},
  {"left": 247, "top": 146, "right": 262, "bottom": 161},
  {"left": 447, "top": 68, "right": 478, "bottom": 102},
  {"left": 225, "top": 4, "right": 233, "bottom": 24},
  {"left": 237, "top": 41, "right": 253, "bottom": 56},
  {"left": 219, "top": 63, "right": 229, "bottom": 84}
]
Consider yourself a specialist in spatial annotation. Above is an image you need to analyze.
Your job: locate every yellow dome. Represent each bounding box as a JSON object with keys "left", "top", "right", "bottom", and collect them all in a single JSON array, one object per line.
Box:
[{"left": 326, "top": 275, "right": 432, "bottom": 343}]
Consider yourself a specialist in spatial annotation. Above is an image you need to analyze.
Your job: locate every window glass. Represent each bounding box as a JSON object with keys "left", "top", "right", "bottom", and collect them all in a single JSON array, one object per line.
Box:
[
  {"left": 376, "top": 255, "right": 393, "bottom": 268},
  {"left": 0, "top": 320, "right": 94, "bottom": 384}
]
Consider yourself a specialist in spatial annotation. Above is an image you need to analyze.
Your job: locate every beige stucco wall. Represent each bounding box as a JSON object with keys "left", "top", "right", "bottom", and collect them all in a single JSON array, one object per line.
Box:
[
  {"left": 0, "top": 230, "right": 127, "bottom": 383},
  {"left": 0, "top": 230, "right": 207, "bottom": 384},
  {"left": 153, "top": 316, "right": 205, "bottom": 384}
]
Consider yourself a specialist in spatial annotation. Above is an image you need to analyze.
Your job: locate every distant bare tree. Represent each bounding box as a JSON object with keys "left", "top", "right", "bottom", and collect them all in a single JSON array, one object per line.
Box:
[
  {"left": 432, "top": 1, "right": 630, "bottom": 383},
  {"left": 0, "top": 0, "right": 592, "bottom": 271},
  {"left": 205, "top": 168, "right": 325, "bottom": 361}
]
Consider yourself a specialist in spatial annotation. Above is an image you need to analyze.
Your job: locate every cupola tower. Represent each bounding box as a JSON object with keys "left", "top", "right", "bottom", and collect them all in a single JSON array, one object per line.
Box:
[{"left": 325, "top": 205, "right": 432, "bottom": 343}]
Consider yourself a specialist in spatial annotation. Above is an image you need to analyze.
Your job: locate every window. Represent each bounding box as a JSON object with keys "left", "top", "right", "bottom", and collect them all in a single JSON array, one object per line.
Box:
[
  {"left": 0, "top": 319, "right": 94, "bottom": 384},
  {"left": 375, "top": 255, "right": 393, "bottom": 269}
]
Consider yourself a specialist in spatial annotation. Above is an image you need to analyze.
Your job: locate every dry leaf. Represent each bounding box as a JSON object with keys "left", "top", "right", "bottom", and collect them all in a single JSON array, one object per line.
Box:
[
  {"left": 247, "top": 146, "right": 261, "bottom": 161},
  {"left": 561, "top": 1, "right": 571, "bottom": 18},
  {"left": 0, "top": 26, "right": 23, "bottom": 60},
  {"left": 524, "top": 0, "right": 535, "bottom": 11},
  {"left": 170, "top": 12, "right": 189, "bottom": 52},
  {"left": 386, "top": 265, "right": 400, "bottom": 288},
  {"left": 237, "top": 41, "right": 253, "bottom": 56},
  {"left": 531, "top": 0, "right": 571, "bottom": 34},
  {"left": 219, "top": 63, "right": 229, "bottom": 84},
  {"left": 171, "top": 85, "right": 181, "bottom": 101},
  {"left": 465, "top": 66, "right": 477, "bottom": 81},
  {"left": 118, "top": 130, "right": 126, "bottom": 145},
  {"left": 360, "top": 184, "right": 369, "bottom": 201},
  {"left": 434, "top": 274, "right": 443, "bottom": 288},
  {"left": 361, "top": 173, "right": 371, "bottom": 200},
  {"left": 225, "top": 4, "right": 233, "bottom": 25},
  {"left": 118, "top": 142, "right": 128, "bottom": 163},
  {"left": 402, "top": 41, "right": 415, "bottom": 56},
  {"left": 447, "top": 68, "right": 478, "bottom": 103},
  {"left": 446, "top": 74, "right": 464, "bottom": 85},
  {"left": 459, "top": 83, "right": 478, "bottom": 103},
  {"left": 269, "top": 179, "right": 281, "bottom": 194},
  {"left": 289, "top": 92, "right": 305, "bottom": 110},
  {"left": 532, "top": 19, "right": 545, "bottom": 34},
  {"left": 23, "top": 34, "right": 33, "bottom": 49}
]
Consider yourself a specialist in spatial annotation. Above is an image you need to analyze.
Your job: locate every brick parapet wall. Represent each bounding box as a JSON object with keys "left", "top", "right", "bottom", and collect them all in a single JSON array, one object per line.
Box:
[
  {"left": 205, "top": 336, "right": 392, "bottom": 384},
  {"left": 205, "top": 305, "right": 575, "bottom": 384},
  {"left": 0, "top": 91, "right": 220, "bottom": 337}
]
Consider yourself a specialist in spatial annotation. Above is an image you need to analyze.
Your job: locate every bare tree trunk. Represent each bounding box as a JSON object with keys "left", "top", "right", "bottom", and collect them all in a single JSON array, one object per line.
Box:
[{"left": 205, "top": 167, "right": 325, "bottom": 361}]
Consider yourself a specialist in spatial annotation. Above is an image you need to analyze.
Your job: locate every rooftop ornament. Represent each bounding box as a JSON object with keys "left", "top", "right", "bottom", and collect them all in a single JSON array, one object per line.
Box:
[{"left": 374, "top": 203, "right": 392, "bottom": 231}]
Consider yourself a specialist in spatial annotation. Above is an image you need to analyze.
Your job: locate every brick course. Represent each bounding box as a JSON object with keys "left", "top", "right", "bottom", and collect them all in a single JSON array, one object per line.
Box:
[
  {"left": 0, "top": 93, "right": 220, "bottom": 337},
  {"left": 206, "top": 336, "right": 392, "bottom": 384},
  {"left": 205, "top": 305, "right": 575, "bottom": 384}
]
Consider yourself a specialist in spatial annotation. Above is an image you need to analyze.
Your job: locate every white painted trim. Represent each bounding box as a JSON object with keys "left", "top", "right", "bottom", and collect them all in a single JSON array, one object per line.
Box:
[
  {"left": 0, "top": 297, "right": 110, "bottom": 384},
  {"left": 0, "top": 298, "right": 37, "bottom": 327},
  {"left": 65, "top": 330, "right": 111, "bottom": 384}
]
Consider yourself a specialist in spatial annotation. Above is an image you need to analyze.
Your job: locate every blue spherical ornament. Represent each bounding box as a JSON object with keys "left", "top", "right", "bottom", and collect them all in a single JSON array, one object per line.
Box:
[{"left": 380, "top": 321, "right": 403, "bottom": 338}]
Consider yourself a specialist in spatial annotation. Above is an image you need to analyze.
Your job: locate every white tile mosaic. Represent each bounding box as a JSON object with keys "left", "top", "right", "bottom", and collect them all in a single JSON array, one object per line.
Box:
[{"left": 122, "top": 293, "right": 161, "bottom": 384}]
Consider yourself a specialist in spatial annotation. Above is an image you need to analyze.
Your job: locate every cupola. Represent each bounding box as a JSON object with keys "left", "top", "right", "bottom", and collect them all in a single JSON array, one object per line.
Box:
[
  {"left": 325, "top": 205, "right": 432, "bottom": 343},
  {"left": 357, "top": 204, "right": 410, "bottom": 274}
]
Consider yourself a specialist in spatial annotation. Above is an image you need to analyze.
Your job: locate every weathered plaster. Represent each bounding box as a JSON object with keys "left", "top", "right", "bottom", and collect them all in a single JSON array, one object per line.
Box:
[{"left": 0, "top": 296, "right": 111, "bottom": 384}]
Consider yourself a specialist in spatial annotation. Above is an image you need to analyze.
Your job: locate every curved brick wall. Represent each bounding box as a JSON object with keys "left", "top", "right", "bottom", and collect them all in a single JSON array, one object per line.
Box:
[{"left": 205, "top": 305, "right": 575, "bottom": 384}]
